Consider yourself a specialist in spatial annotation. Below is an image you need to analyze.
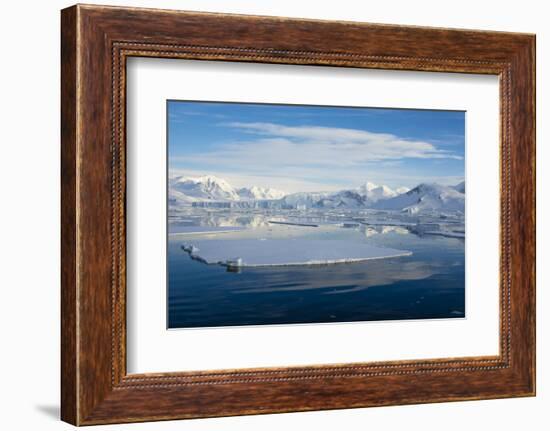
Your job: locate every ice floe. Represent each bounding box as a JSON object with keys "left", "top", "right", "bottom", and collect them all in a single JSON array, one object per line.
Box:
[
  {"left": 424, "top": 231, "right": 465, "bottom": 239},
  {"left": 169, "top": 226, "right": 246, "bottom": 236},
  {"left": 181, "top": 239, "right": 411, "bottom": 268}
]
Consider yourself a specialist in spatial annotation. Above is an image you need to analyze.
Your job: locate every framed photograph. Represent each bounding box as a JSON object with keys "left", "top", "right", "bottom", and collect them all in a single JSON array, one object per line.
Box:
[{"left": 61, "top": 4, "right": 535, "bottom": 425}]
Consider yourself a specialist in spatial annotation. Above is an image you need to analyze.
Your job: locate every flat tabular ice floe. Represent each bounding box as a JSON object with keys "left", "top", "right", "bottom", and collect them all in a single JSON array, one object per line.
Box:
[{"left": 181, "top": 239, "right": 411, "bottom": 268}]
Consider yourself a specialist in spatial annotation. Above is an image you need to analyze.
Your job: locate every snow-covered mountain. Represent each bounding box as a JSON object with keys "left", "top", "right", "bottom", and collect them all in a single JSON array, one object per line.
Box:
[
  {"left": 169, "top": 187, "right": 199, "bottom": 206},
  {"left": 170, "top": 175, "right": 240, "bottom": 201},
  {"left": 357, "top": 182, "right": 400, "bottom": 203},
  {"left": 265, "top": 185, "right": 398, "bottom": 210},
  {"left": 453, "top": 181, "right": 466, "bottom": 194},
  {"left": 314, "top": 190, "right": 368, "bottom": 209},
  {"left": 277, "top": 192, "right": 331, "bottom": 209},
  {"left": 357, "top": 181, "right": 378, "bottom": 196},
  {"left": 169, "top": 175, "right": 286, "bottom": 203},
  {"left": 237, "top": 185, "right": 286, "bottom": 200},
  {"left": 169, "top": 174, "right": 464, "bottom": 214},
  {"left": 374, "top": 183, "right": 465, "bottom": 214}
]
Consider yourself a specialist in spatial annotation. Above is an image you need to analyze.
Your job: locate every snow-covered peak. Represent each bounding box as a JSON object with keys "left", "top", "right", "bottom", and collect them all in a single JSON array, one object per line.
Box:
[
  {"left": 453, "top": 181, "right": 465, "bottom": 194},
  {"left": 375, "top": 182, "right": 465, "bottom": 214},
  {"left": 357, "top": 181, "right": 403, "bottom": 203},
  {"left": 175, "top": 174, "right": 233, "bottom": 190},
  {"left": 396, "top": 186, "right": 410, "bottom": 194},
  {"left": 409, "top": 182, "right": 460, "bottom": 195},
  {"left": 314, "top": 190, "right": 368, "bottom": 209},
  {"left": 369, "top": 185, "right": 398, "bottom": 202},
  {"left": 358, "top": 181, "right": 379, "bottom": 194},
  {"left": 169, "top": 174, "right": 287, "bottom": 203},
  {"left": 238, "top": 185, "right": 286, "bottom": 200},
  {"left": 170, "top": 175, "right": 240, "bottom": 201}
]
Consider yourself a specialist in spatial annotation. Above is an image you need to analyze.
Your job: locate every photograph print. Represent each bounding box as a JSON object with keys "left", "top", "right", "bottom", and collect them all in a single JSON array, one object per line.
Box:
[{"left": 167, "top": 100, "right": 466, "bottom": 329}]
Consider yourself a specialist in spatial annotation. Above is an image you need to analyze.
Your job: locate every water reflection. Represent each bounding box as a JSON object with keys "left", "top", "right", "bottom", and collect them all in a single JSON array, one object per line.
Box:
[{"left": 168, "top": 217, "right": 465, "bottom": 328}]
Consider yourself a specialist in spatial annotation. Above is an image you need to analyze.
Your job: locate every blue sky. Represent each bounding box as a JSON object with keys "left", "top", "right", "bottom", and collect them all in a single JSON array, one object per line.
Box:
[{"left": 168, "top": 100, "right": 465, "bottom": 193}]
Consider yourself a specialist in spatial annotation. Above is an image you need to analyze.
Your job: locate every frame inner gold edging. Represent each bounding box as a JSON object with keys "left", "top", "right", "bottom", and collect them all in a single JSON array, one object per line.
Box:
[{"left": 110, "top": 41, "right": 512, "bottom": 388}]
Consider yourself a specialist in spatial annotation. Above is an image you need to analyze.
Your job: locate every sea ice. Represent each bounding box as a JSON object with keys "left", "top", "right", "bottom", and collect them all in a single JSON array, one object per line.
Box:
[
  {"left": 180, "top": 239, "right": 411, "bottom": 268},
  {"left": 360, "top": 220, "right": 415, "bottom": 227},
  {"left": 424, "top": 231, "right": 465, "bottom": 239},
  {"left": 169, "top": 226, "right": 246, "bottom": 236},
  {"left": 268, "top": 220, "right": 319, "bottom": 227},
  {"left": 342, "top": 222, "right": 360, "bottom": 228}
]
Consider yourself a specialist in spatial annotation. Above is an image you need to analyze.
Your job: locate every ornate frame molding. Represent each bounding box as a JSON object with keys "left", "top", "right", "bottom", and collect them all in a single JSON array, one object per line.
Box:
[{"left": 61, "top": 5, "right": 535, "bottom": 425}]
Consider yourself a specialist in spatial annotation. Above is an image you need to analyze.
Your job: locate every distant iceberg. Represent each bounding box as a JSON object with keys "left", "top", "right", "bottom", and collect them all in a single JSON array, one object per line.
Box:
[{"left": 181, "top": 238, "right": 411, "bottom": 268}]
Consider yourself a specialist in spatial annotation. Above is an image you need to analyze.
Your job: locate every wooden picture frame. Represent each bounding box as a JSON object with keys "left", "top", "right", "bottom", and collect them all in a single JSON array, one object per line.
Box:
[{"left": 61, "top": 4, "right": 535, "bottom": 425}]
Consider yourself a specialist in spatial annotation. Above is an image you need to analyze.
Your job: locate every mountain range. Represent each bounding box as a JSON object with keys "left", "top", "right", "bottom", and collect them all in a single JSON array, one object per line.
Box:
[
  {"left": 374, "top": 182, "right": 465, "bottom": 214},
  {"left": 169, "top": 174, "right": 465, "bottom": 214},
  {"left": 169, "top": 175, "right": 286, "bottom": 202}
]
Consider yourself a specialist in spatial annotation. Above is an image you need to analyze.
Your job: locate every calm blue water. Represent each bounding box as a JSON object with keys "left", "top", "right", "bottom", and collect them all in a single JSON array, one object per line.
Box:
[{"left": 168, "top": 227, "right": 465, "bottom": 328}]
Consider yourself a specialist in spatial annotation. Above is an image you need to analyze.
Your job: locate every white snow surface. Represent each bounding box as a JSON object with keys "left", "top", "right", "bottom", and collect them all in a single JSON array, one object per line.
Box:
[{"left": 181, "top": 239, "right": 412, "bottom": 267}]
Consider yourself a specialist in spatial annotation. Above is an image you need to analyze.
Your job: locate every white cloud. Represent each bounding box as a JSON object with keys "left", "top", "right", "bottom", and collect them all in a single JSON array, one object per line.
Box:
[
  {"left": 170, "top": 122, "right": 463, "bottom": 192},
  {"left": 224, "top": 122, "right": 463, "bottom": 162}
]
